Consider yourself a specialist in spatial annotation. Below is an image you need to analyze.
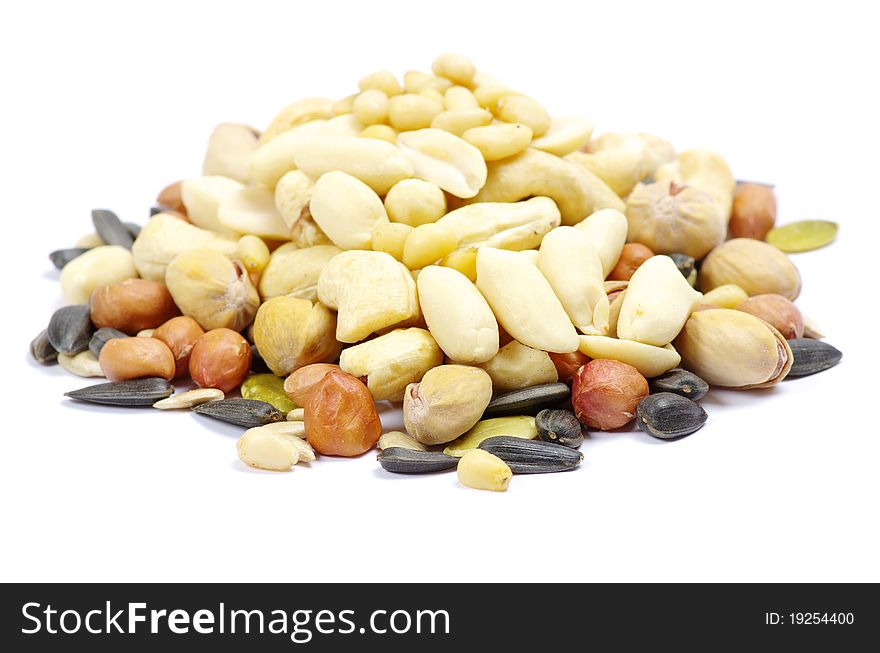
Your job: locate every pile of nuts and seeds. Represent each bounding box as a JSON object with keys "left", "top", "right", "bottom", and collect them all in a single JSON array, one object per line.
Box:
[{"left": 31, "top": 53, "right": 843, "bottom": 492}]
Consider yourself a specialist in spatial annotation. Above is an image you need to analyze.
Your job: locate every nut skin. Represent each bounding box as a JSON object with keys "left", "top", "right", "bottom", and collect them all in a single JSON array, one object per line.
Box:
[
  {"left": 156, "top": 180, "right": 187, "bottom": 215},
  {"left": 608, "top": 243, "right": 654, "bottom": 281},
  {"left": 304, "top": 370, "right": 382, "bottom": 457},
  {"left": 729, "top": 183, "right": 776, "bottom": 240},
  {"left": 571, "top": 359, "right": 648, "bottom": 430},
  {"left": 736, "top": 294, "right": 804, "bottom": 340},
  {"left": 189, "top": 328, "right": 252, "bottom": 393},
  {"left": 547, "top": 350, "right": 591, "bottom": 384},
  {"left": 98, "top": 337, "right": 176, "bottom": 382},
  {"left": 283, "top": 363, "right": 341, "bottom": 405},
  {"left": 90, "top": 279, "right": 181, "bottom": 335},
  {"left": 153, "top": 316, "right": 206, "bottom": 379}
]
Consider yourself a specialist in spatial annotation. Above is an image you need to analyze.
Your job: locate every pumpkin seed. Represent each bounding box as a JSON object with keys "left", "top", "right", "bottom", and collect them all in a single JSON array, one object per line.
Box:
[
  {"left": 636, "top": 392, "right": 707, "bottom": 440},
  {"left": 535, "top": 409, "right": 584, "bottom": 448},
  {"left": 47, "top": 304, "right": 95, "bottom": 355},
  {"left": 477, "top": 436, "right": 583, "bottom": 474},
  {"left": 30, "top": 329, "right": 58, "bottom": 365},
  {"left": 240, "top": 374, "right": 297, "bottom": 413},
  {"left": 649, "top": 369, "right": 709, "bottom": 401},
  {"left": 193, "top": 398, "right": 284, "bottom": 427},
  {"left": 377, "top": 447, "right": 459, "bottom": 474},
  {"left": 49, "top": 247, "right": 89, "bottom": 270},
  {"left": 92, "top": 209, "right": 135, "bottom": 249},
  {"left": 766, "top": 220, "right": 838, "bottom": 253},
  {"left": 482, "top": 382, "right": 571, "bottom": 418},
  {"left": 786, "top": 339, "right": 842, "bottom": 377},
  {"left": 65, "top": 377, "right": 174, "bottom": 406},
  {"left": 153, "top": 388, "right": 225, "bottom": 410},
  {"left": 89, "top": 327, "right": 129, "bottom": 358}
]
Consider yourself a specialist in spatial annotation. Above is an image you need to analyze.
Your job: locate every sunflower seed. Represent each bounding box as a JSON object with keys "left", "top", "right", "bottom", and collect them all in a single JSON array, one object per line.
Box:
[
  {"left": 636, "top": 392, "right": 707, "bottom": 440},
  {"left": 65, "top": 377, "right": 174, "bottom": 406},
  {"left": 535, "top": 409, "right": 584, "bottom": 448},
  {"left": 89, "top": 327, "right": 129, "bottom": 358},
  {"left": 47, "top": 304, "right": 95, "bottom": 355},
  {"left": 482, "top": 382, "right": 571, "bottom": 418},
  {"left": 149, "top": 206, "right": 164, "bottom": 217},
  {"left": 30, "top": 329, "right": 58, "bottom": 365},
  {"left": 649, "top": 368, "right": 709, "bottom": 401},
  {"left": 668, "top": 253, "right": 695, "bottom": 281},
  {"left": 58, "top": 351, "right": 104, "bottom": 377},
  {"left": 192, "top": 398, "right": 284, "bottom": 427},
  {"left": 91, "top": 209, "right": 135, "bottom": 249},
  {"left": 153, "top": 388, "right": 225, "bottom": 410},
  {"left": 377, "top": 447, "right": 459, "bottom": 474},
  {"left": 477, "top": 436, "right": 583, "bottom": 474},
  {"left": 49, "top": 247, "right": 90, "bottom": 270},
  {"left": 786, "top": 339, "right": 842, "bottom": 377},
  {"left": 124, "top": 222, "right": 142, "bottom": 239}
]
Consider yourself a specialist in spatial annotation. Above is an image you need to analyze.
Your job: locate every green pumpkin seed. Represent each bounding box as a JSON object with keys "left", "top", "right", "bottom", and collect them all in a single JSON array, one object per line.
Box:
[
  {"left": 766, "top": 220, "right": 838, "bottom": 253},
  {"left": 240, "top": 374, "right": 297, "bottom": 412}
]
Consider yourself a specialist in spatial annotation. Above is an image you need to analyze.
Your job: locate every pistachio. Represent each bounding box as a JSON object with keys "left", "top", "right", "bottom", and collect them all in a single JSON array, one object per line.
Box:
[
  {"left": 152, "top": 388, "right": 225, "bottom": 410},
  {"left": 572, "top": 359, "right": 649, "bottom": 430},
  {"left": 65, "top": 378, "right": 174, "bottom": 407},
  {"left": 483, "top": 383, "right": 571, "bottom": 419},
  {"left": 456, "top": 449, "right": 512, "bottom": 492},
  {"left": 478, "top": 436, "right": 583, "bottom": 474},
  {"left": 674, "top": 309, "right": 793, "bottom": 389},
  {"left": 30, "top": 329, "right": 58, "bottom": 365},
  {"left": 636, "top": 392, "right": 708, "bottom": 440},
  {"left": 649, "top": 369, "right": 709, "bottom": 401},
  {"left": 443, "top": 415, "right": 538, "bottom": 457},
  {"left": 92, "top": 209, "right": 135, "bottom": 249},
  {"left": 47, "top": 305, "right": 95, "bottom": 355},
  {"left": 477, "top": 340, "right": 559, "bottom": 392},
  {"left": 58, "top": 351, "right": 104, "bottom": 378},
  {"left": 786, "top": 339, "right": 842, "bottom": 378},
  {"left": 378, "top": 447, "right": 459, "bottom": 474},
  {"left": 737, "top": 294, "right": 804, "bottom": 339},
  {"left": 252, "top": 296, "right": 341, "bottom": 377},
  {"left": 377, "top": 431, "right": 426, "bottom": 451},
  {"left": 699, "top": 238, "right": 801, "bottom": 300},
  {"left": 241, "top": 374, "right": 298, "bottom": 413},
  {"left": 339, "top": 327, "right": 443, "bottom": 402},
  {"left": 403, "top": 365, "right": 493, "bottom": 445},
  {"left": 193, "top": 398, "right": 284, "bottom": 427},
  {"left": 165, "top": 247, "right": 259, "bottom": 332},
  {"left": 577, "top": 336, "right": 681, "bottom": 378},
  {"left": 535, "top": 409, "right": 584, "bottom": 448},
  {"left": 49, "top": 248, "right": 89, "bottom": 270}
]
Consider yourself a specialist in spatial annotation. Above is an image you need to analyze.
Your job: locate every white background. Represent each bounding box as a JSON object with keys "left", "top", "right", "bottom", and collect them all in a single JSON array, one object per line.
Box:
[{"left": 1, "top": 0, "right": 878, "bottom": 582}]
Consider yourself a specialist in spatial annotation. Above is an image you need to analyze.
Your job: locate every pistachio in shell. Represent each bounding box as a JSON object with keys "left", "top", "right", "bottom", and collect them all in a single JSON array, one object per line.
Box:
[{"left": 699, "top": 238, "right": 801, "bottom": 301}]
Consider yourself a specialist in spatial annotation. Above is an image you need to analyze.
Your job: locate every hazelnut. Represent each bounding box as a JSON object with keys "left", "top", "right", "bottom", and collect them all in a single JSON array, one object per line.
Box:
[
  {"left": 153, "top": 316, "right": 205, "bottom": 378},
  {"left": 729, "top": 183, "right": 776, "bottom": 240},
  {"left": 736, "top": 294, "right": 804, "bottom": 339},
  {"left": 98, "top": 337, "right": 176, "bottom": 382},
  {"left": 608, "top": 243, "right": 654, "bottom": 281},
  {"left": 90, "top": 278, "right": 180, "bottom": 335},
  {"left": 283, "top": 363, "right": 341, "bottom": 405},
  {"left": 304, "top": 370, "right": 382, "bottom": 456},
  {"left": 571, "top": 359, "right": 648, "bottom": 430},
  {"left": 189, "top": 328, "right": 252, "bottom": 393}
]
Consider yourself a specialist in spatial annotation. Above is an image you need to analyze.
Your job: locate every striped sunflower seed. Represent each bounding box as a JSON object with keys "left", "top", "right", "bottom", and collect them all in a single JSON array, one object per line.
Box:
[
  {"left": 192, "top": 398, "right": 284, "bottom": 427},
  {"left": 482, "top": 382, "right": 571, "bottom": 418},
  {"left": 65, "top": 377, "right": 174, "bottom": 406},
  {"left": 47, "top": 305, "right": 95, "bottom": 355},
  {"left": 377, "top": 447, "right": 460, "bottom": 474},
  {"left": 786, "top": 339, "right": 842, "bottom": 377},
  {"left": 477, "top": 436, "right": 583, "bottom": 474},
  {"left": 92, "top": 209, "right": 135, "bottom": 249}
]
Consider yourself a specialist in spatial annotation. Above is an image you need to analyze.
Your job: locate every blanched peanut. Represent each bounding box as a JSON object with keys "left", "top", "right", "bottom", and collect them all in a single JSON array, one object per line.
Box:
[
  {"left": 353, "top": 89, "right": 389, "bottom": 126},
  {"left": 388, "top": 94, "right": 444, "bottom": 131},
  {"left": 432, "top": 53, "right": 476, "bottom": 87},
  {"left": 202, "top": 123, "right": 259, "bottom": 183},
  {"left": 384, "top": 179, "right": 447, "bottom": 226},
  {"left": 371, "top": 222, "right": 413, "bottom": 260},
  {"left": 474, "top": 84, "right": 514, "bottom": 111},
  {"left": 274, "top": 170, "right": 314, "bottom": 229},
  {"left": 431, "top": 108, "right": 493, "bottom": 136},
  {"left": 358, "top": 70, "right": 402, "bottom": 96},
  {"left": 577, "top": 335, "right": 681, "bottom": 378},
  {"left": 248, "top": 120, "right": 328, "bottom": 189},
  {"left": 309, "top": 171, "right": 389, "bottom": 250},
  {"left": 403, "top": 223, "right": 459, "bottom": 269},
  {"left": 573, "top": 208, "right": 629, "bottom": 278},
  {"left": 477, "top": 340, "right": 559, "bottom": 392},
  {"left": 60, "top": 246, "right": 138, "bottom": 305},
  {"left": 438, "top": 247, "right": 478, "bottom": 282},
  {"left": 436, "top": 196, "right": 560, "bottom": 252},
  {"left": 236, "top": 235, "right": 271, "bottom": 274},
  {"left": 359, "top": 124, "right": 398, "bottom": 143},
  {"left": 332, "top": 94, "right": 356, "bottom": 116},
  {"left": 397, "top": 128, "right": 487, "bottom": 199},
  {"left": 293, "top": 136, "right": 413, "bottom": 195},
  {"left": 217, "top": 185, "right": 290, "bottom": 240},
  {"left": 181, "top": 175, "right": 244, "bottom": 234},
  {"left": 494, "top": 95, "right": 551, "bottom": 137},
  {"left": 417, "top": 265, "right": 499, "bottom": 364},
  {"left": 444, "top": 86, "right": 479, "bottom": 110},
  {"left": 457, "top": 449, "right": 512, "bottom": 492},
  {"left": 419, "top": 88, "right": 446, "bottom": 104},
  {"left": 531, "top": 117, "right": 595, "bottom": 157},
  {"left": 537, "top": 226, "right": 609, "bottom": 335},
  {"left": 259, "top": 97, "right": 335, "bottom": 144},
  {"left": 403, "top": 70, "right": 453, "bottom": 94},
  {"left": 462, "top": 123, "right": 533, "bottom": 161},
  {"left": 476, "top": 247, "right": 579, "bottom": 353}
]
